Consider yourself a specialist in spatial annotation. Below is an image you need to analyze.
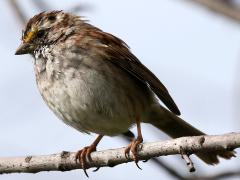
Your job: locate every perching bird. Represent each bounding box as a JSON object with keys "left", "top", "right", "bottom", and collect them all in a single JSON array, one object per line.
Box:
[{"left": 15, "top": 11, "right": 235, "bottom": 176}]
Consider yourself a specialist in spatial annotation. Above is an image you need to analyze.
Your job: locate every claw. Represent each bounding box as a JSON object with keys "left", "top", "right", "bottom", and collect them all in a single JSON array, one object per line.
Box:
[
  {"left": 76, "top": 147, "right": 91, "bottom": 177},
  {"left": 75, "top": 135, "right": 103, "bottom": 177},
  {"left": 83, "top": 168, "right": 89, "bottom": 178},
  {"left": 75, "top": 145, "right": 96, "bottom": 177},
  {"left": 135, "top": 162, "right": 142, "bottom": 170},
  {"left": 124, "top": 141, "right": 133, "bottom": 159},
  {"left": 143, "top": 159, "right": 149, "bottom": 163},
  {"left": 124, "top": 136, "right": 143, "bottom": 169},
  {"left": 86, "top": 146, "right": 96, "bottom": 161},
  {"left": 93, "top": 167, "right": 101, "bottom": 172}
]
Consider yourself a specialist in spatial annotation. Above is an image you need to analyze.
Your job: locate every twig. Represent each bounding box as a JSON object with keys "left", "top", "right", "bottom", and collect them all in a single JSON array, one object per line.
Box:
[
  {"left": 189, "top": 0, "right": 240, "bottom": 23},
  {"left": 179, "top": 146, "right": 195, "bottom": 172},
  {"left": 121, "top": 135, "right": 186, "bottom": 180},
  {"left": 8, "top": 0, "right": 27, "bottom": 24},
  {"left": 0, "top": 132, "right": 239, "bottom": 174},
  {"left": 150, "top": 158, "right": 187, "bottom": 180},
  {"left": 69, "top": 4, "right": 93, "bottom": 13},
  {"left": 31, "top": 0, "right": 92, "bottom": 13},
  {"left": 187, "top": 169, "right": 240, "bottom": 180},
  {"left": 31, "top": 0, "right": 51, "bottom": 11},
  {"left": 181, "top": 154, "right": 195, "bottom": 173}
]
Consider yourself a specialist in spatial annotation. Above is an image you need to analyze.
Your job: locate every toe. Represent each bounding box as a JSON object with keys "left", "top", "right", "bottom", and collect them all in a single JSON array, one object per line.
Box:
[
  {"left": 75, "top": 149, "right": 83, "bottom": 163},
  {"left": 124, "top": 142, "right": 133, "bottom": 159},
  {"left": 130, "top": 138, "right": 143, "bottom": 163},
  {"left": 130, "top": 142, "right": 139, "bottom": 163},
  {"left": 86, "top": 145, "right": 96, "bottom": 161}
]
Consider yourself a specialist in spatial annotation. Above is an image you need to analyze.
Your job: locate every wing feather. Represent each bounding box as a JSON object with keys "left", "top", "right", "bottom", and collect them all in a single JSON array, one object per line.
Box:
[{"left": 85, "top": 30, "right": 181, "bottom": 115}]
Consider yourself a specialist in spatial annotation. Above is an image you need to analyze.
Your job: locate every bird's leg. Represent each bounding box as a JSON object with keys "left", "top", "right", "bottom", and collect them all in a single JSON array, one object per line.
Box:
[
  {"left": 125, "top": 116, "right": 143, "bottom": 168},
  {"left": 75, "top": 134, "right": 103, "bottom": 177}
]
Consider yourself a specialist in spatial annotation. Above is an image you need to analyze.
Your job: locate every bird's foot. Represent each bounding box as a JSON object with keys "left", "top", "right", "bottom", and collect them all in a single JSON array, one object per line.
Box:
[
  {"left": 124, "top": 136, "right": 143, "bottom": 169},
  {"left": 75, "top": 135, "right": 103, "bottom": 177},
  {"left": 75, "top": 145, "right": 97, "bottom": 177}
]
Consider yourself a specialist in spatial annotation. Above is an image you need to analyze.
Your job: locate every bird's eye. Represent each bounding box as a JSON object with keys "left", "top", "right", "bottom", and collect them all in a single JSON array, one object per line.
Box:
[
  {"left": 48, "top": 15, "right": 56, "bottom": 21},
  {"left": 36, "top": 30, "right": 45, "bottom": 38}
]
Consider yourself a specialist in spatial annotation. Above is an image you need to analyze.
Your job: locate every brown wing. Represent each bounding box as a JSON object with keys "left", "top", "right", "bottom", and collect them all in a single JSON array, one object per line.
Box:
[{"left": 86, "top": 30, "right": 181, "bottom": 115}]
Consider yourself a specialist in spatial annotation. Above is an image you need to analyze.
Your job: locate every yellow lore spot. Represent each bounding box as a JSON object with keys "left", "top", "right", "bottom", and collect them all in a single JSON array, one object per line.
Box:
[{"left": 24, "top": 27, "right": 38, "bottom": 43}]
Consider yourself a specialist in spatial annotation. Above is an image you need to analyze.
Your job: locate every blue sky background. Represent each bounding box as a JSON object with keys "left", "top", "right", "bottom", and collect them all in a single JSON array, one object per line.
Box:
[{"left": 0, "top": 0, "right": 240, "bottom": 179}]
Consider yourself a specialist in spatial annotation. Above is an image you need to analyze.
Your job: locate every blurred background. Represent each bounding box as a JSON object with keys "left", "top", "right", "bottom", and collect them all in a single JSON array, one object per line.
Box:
[{"left": 0, "top": 0, "right": 240, "bottom": 179}]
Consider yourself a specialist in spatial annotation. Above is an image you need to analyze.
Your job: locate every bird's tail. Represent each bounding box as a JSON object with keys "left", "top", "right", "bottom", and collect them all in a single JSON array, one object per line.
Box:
[{"left": 145, "top": 104, "right": 235, "bottom": 165}]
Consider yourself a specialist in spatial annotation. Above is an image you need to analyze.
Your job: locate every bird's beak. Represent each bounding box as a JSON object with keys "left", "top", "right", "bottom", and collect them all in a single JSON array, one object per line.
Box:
[{"left": 15, "top": 43, "right": 34, "bottom": 55}]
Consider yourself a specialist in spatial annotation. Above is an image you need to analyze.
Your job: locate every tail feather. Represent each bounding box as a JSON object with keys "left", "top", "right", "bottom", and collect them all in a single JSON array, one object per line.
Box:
[{"left": 145, "top": 104, "right": 235, "bottom": 165}]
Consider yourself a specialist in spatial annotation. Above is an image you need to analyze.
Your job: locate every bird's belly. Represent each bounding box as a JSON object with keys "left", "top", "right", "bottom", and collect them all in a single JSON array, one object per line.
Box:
[{"left": 36, "top": 60, "right": 154, "bottom": 136}]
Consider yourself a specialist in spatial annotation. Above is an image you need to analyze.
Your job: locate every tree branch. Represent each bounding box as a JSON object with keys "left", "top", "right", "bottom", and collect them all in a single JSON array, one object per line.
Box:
[
  {"left": 0, "top": 132, "right": 239, "bottom": 174},
  {"left": 31, "top": 0, "right": 51, "bottom": 11},
  {"left": 187, "top": 169, "right": 240, "bottom": 180},
  {"left": 121, "top": 135, "right": 187, "bottom": 179},
  {"left": 189, "top": 0, "right": 240, "bottom": 24},
  {"left": 8, "top": 0, "right": 28, "bottom": 24}
]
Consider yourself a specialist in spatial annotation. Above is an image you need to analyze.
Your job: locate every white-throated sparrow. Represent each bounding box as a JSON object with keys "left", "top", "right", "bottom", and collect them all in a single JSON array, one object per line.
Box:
[{"left": 15, "top": 11, "right": 235, "bottom": 175}]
